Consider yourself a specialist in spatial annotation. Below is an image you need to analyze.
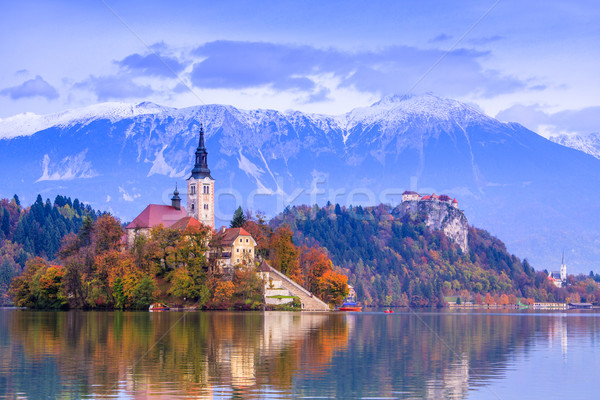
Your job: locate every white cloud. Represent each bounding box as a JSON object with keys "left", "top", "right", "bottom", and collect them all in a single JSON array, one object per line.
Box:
[{"left": 119, "top": 186, "right": 140, "bottom": 202}]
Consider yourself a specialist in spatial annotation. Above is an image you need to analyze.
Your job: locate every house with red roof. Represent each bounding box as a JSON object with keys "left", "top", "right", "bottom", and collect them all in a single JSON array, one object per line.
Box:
[{"left": 214, "top": 227, "right": 257, "bottom": 269}]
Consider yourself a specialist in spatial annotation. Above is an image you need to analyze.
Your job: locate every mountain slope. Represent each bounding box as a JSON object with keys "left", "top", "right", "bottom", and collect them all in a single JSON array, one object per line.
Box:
[
  {"left": 270, "top": 203, "right": 584, "bottom": 306},
  {"left": 0, "top": 94, "right": 598, "bottom": 272}
]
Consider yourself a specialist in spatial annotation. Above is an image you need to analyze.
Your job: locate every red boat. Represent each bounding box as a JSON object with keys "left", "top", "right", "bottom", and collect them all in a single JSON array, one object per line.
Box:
[
  {"left": 384, "top": 309, "right": 394, "bottom": 314},
  {"left": 338, "top": 302, "right": 362, "bottom": 312},
  {"left": 149, "top": 303, "right": 169, "bottom": 311}
]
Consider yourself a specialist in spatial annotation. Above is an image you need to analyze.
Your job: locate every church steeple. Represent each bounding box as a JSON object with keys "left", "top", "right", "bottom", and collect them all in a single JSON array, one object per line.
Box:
[
  {"left": 560, "top": 250, "right": 567, "bottom": 281},
  {"left": 186, "top": 123, "right": 215, "bottom": 228},
  {"left": 190, "top": 124, "right": 212, "bottom": 179},
  {"left": 171, "top": 183, "right": 181, "bottom": 210}
]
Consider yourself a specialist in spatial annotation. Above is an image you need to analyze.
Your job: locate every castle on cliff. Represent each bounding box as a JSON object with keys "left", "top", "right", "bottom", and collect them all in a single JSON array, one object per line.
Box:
[{"left": 402, "top": 191, "right": 459, "bottom": 208}]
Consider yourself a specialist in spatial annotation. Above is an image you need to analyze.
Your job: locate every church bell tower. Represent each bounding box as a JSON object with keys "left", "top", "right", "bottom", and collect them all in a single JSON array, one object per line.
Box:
[
  {"left": 560, "top": 251, "right": 567, "bottom": 282},
  {"left": 187, "top": 124, "right": 215, "bottom": 228}
]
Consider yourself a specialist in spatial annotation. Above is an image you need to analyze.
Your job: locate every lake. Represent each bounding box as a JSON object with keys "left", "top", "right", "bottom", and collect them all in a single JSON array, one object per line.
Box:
[{"left": 1, "top": 309, "right": 599, "bottom": 399}]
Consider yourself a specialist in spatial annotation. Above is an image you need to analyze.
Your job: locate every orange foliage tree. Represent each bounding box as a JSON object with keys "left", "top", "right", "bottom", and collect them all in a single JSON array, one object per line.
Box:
[
  {"left": 269, "top": 225, "right": 300, "bottom": 282},
  {"left": 317, "top": 270, "right": 349, "bottom": 306},
  {"left": 299, "top": 245, "right": 333, "bottom": 294}
]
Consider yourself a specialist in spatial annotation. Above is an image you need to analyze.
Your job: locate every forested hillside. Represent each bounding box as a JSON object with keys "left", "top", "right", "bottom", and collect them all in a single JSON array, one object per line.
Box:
[
  {"left": 0, "top": 195, "right": 100, "bottom": 304},
  {"left": 272, "top": 204, "right": 600, "bottom": 306}
]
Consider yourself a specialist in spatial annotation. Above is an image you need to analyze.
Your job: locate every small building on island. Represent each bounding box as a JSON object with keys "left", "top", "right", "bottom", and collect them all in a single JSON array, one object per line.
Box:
[{"left": 214, "top": 227, "right": 257, "bottom": 269}]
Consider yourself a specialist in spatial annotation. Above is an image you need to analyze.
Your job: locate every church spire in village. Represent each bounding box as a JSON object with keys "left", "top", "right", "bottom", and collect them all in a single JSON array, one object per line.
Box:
[
  {"left": 186, "top": 122, "right": 215, "bottom": 228},
  {"left": 190, "top": 123, "right": 212, "bottom": 179}
]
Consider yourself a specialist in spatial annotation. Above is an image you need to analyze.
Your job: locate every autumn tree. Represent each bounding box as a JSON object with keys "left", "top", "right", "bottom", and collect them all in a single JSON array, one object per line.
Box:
[
  {"left": 9, "top": 257, "right": 67, "bottom": 309},
  {"left": 232, "top": 266, "right": 264, "bottom": 309},
  {"left": 269, "top": 225, "right": 300, "bottom": 281},
  {"left": 317, "top": 270, "right": 349, "bottom": 306},
  {"left": 212, "top": 280, "right": 235, "bottom": 308},
  {"left": 299, "top": 245, "right": 333, "bottom": 294},
  {"left": 243, "top": 211, "right": 271, "bottom": 259},
  {"left": 93, "top": 214, "right": 124, "bottom": 253},
  {"left": 145, "top": 225, "right": 182, "bottom": 275}
]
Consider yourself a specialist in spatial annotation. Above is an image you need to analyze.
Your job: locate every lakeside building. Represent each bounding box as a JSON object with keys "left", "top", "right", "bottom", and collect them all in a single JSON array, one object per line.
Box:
[
  {"left": 214, "top": 227, "right": 257, "bottom": 270},
  {"left": 548, "top": 252, "right": 567, "bottom": 288},
  {"left": 532, "top": 302, "right": 567, "bottom": 310},
  {"left": 125, "top": 125, "right": 258, "bottom": 273}
]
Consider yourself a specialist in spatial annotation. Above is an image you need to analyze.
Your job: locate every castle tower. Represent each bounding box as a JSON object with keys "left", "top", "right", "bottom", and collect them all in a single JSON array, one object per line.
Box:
[
  {"left": 187, "top": 124, "right": 215, "bottom": 228},
  {"left": 560, "top": 251, "right": 567, "bottom": 282}
]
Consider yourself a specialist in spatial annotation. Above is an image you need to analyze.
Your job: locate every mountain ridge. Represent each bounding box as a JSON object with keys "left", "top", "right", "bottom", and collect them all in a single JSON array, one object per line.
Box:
[{"left": 0, "top": 94, "right": 598, "bottom": 273}]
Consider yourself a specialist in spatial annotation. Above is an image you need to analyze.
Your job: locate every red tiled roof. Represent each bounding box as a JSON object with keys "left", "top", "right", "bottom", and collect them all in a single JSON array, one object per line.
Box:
[
  {"left": 421, "top": 195, "right": 432, "bottom": 200},
  {"left": 217, "top": 227, "right": 253, "bottom": 245},
  {"left": 171, "top": 216, "right": 203, "bottom": 231},
  {"left": 126, "top": 204, "right": 188, "bottom": 229},
  {"left": 452, "top": 198, "right": 458, "bottom": 203}
]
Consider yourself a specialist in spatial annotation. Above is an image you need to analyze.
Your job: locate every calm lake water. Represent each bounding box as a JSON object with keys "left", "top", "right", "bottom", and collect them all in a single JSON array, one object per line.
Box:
[{"left": 1, "top": 309, "right": 599, "bottom": 399}]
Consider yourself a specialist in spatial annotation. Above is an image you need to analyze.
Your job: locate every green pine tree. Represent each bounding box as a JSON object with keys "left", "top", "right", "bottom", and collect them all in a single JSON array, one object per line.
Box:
[{"left": 230, "top": 206, "right": 246, "bottom": 228}]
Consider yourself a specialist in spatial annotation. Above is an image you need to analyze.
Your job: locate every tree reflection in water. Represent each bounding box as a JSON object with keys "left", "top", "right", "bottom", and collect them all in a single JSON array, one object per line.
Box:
[{"left": 1, "top": 310, "right": 599, "bottom": 399}]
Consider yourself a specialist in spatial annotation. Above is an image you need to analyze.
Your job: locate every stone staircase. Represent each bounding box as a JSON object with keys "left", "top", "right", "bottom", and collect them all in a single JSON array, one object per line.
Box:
[{"left": 259, "top": 262, "right": 330, "bottom": 311}]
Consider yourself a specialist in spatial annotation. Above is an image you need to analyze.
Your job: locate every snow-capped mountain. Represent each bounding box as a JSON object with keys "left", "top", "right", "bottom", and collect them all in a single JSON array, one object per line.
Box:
[
  {"left": 0, "top": 94, "right": 599, "bottom": 273},
  {"left": 549, "top": 133, "right": 600, "bottom": 159}
]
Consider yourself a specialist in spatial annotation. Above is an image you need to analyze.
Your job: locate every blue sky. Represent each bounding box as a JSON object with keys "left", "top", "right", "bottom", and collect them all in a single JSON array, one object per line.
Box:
[{"left": 0, "top": 0, "right": 598, "bottom": 137}]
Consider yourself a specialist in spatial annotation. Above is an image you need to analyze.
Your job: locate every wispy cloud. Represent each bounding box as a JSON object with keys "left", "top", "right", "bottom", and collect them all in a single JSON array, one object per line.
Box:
[
  {"left": 74, "top": 75, "right": 153, "bottom": 101},
  {"left": 496, "top": 104, "right": 600, "bottom": 136},
  {"left": 467, "top": 35, "right": 504, "bottom": 45},
  {"left": 430, "top": 34, "right": 453, "bottom": 43},
  {"left": 116, "top": 51, "right": 188, "bottom": 78},
  {"left": 0, "top": 75, "right": 59, "bottom": 100},
  {"left": 189, "top": 40, "right": 526, "bottom": 98},
  {"left": 119, "top": 186, "right": 141, "bottom": 202}
]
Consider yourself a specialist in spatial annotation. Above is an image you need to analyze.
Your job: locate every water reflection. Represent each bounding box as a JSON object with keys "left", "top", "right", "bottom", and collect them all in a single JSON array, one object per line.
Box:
[{"left": 1, "top": 310, "right": 599, "bottom": 399}]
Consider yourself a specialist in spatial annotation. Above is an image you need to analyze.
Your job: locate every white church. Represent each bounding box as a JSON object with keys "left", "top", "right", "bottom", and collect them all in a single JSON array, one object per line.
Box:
[
  {"left": 548, "top": 253, "right": 567, "bottom": 288},
  {"left": 125, "top": 124, "right": 256, "bottom": 267}
]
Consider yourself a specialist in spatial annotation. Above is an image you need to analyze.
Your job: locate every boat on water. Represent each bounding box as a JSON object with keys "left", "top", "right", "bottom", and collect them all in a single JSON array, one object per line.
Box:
[
  {"left": 149, "top": 303, "right": 169, "bottom": 311},
  {"left": 338, "top": 302, "right": 362, "bottom": 312},
  {"left": 384, "top": 309, "right": 394, "bottom": 314}
]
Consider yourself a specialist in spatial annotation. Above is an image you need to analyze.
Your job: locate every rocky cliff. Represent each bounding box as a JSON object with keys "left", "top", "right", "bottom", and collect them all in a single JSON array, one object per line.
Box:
[{"left": 392, "top": 200, "right": 469, "bottom": 252}]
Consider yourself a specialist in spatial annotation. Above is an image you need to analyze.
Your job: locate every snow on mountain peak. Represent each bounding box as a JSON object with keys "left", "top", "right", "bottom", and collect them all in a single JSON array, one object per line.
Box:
[
  {"left": 0, "top": 102, "right": 172, "bottom": 140},
  {"left": 0, "top": 95, "right": 495, "bottom": 141},
  {"left": 550, "top": 132, "right": 600, "bottom": 159}
]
